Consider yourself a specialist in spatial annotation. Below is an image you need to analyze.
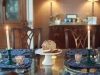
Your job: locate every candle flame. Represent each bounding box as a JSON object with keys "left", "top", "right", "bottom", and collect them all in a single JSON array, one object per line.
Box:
[
  {"left": 88, "top": 26, "right": 90, "bottom": 30},
  {"left": 6, "top": 26, "right": 8, "bottom": 31}
]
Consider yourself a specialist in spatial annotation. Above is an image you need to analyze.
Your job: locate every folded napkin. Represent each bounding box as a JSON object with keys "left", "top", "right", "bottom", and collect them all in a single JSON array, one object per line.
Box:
[
  {"left": 66, "top": 49, "right": 96, "bottom": 55},
  {"left": 1, "top": 49, "right": 33, "bottom": 56}
]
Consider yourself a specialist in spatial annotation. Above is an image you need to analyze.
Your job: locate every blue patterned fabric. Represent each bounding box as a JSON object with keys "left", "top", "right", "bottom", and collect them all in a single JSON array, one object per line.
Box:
[
  {"left": 66, "top": 58, "right": 100, "bottom": 69},
  {"left": 1, "top": 49, "right": 33, "bottom": 57},
  {"left": 0, "top": 58, "right": 32, "bottom": 69},
  {"left": 66, "top": 49, "right": 96, "bottom": 56}
]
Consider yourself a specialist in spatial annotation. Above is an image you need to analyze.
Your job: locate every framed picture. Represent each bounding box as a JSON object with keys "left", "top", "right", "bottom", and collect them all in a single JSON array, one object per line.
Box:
[
  {"left": 88, "top": 17, "right": 97, "bottom": 24},
  {"left": 66, "top": 14, "right": 77, "bottom": 18}
]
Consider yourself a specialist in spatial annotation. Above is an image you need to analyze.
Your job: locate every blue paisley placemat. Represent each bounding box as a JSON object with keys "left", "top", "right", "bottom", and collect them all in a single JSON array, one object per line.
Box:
[
  {"left": 1, "top": 49, "right": 33, "bottom": 56},
  {"left": 66, "top": 49, "right": 96, "bottom": 56},
  {"left": 0, "top": 58, "right": 32, "bottom": 69},
  {"left": 66, "top": 58, "right": 100, "bottom": 68}
]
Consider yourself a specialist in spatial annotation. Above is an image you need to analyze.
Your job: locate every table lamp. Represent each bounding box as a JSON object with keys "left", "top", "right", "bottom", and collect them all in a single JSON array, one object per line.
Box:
[
  {"left": 47, "top": 0, "right": 56, "bottom": 24},
  {"left": 88, "top": 0, "right": 99, "bottom": 16}
]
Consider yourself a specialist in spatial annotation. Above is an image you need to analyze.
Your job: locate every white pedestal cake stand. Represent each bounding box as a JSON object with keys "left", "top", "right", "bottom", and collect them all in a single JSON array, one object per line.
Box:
[{"left": 35, "top": 48, "right": 62, "bottom": 65}]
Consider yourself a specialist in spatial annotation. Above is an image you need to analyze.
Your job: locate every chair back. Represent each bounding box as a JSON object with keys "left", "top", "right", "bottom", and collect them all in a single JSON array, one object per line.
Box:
[
  {"left": 64, "top": 27, "right": 96, "bottom": 49},
  {"left": 11, "top": 26, "right": 42, "bottom": 49}
]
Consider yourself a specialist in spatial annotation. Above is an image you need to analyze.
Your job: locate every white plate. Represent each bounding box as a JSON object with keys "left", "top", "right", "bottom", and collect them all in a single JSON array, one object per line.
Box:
[{"left": 36, "top": 48, "right": 62, "bottom": 55}]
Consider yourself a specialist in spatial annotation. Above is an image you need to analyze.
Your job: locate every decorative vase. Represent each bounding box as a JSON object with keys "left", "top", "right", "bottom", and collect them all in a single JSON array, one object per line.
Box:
[
  {"left": 63, "top": 17, "right": 67, "bottom": 22},
  {"left": 55, "top": 19, "right": 61, "bottom": 25}
]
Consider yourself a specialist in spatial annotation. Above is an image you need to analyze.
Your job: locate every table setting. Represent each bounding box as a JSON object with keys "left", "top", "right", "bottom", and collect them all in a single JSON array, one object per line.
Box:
[
  {"left": 0, "top": 57, "right": 32, "bottom": 69},
  {"left": 64, "top": 26, "right": 100, "bottom": 73},
  {"left": 0, "top": 26, "right": 34, "bottom": 74}
]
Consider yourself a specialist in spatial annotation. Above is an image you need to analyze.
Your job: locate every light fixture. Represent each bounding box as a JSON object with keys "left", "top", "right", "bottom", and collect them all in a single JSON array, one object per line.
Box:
[
  {"left": 88, "top": 0, "right": 99, "bottom": 16},
  {"left": 47, "top": 0, "right": 56, "bottom": 24}
]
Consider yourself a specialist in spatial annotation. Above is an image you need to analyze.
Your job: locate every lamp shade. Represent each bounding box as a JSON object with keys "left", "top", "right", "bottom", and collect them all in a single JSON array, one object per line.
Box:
[{"left": 88, "top": 0, "right": 99, "bottom": 2}]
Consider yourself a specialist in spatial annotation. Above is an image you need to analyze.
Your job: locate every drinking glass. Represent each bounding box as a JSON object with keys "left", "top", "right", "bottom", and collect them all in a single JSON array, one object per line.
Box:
[
  {"left": 15, "top": 56, "right": 24, "bottom": 65},
  {"left": 75, "top": 54, "right": 82, "bottom": 64},
  {"left": 15, "top": 56, "right": 24, "bottom": 73}
]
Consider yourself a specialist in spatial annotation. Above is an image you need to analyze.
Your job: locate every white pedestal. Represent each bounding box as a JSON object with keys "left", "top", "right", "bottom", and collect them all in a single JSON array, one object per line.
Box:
[
  {"left": 42, "top": 55, "right": 54, "bottom": 65},
  {"left": 35, "top": 48, "right": 62, "bottom": 65}
]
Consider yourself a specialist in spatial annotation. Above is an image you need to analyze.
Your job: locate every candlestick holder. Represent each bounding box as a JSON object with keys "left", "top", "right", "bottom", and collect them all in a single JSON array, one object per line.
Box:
[
  {"left": 5, "top": 49, "right": 15, "bottom": 65},
  {"left": 84, "top": 49, "right": 95, "bottom": 65}
]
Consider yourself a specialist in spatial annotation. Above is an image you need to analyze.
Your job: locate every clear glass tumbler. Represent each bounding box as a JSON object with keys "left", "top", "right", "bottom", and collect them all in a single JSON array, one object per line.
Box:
[
  {"left": 15, "top": 56, "right": 24, "bottom": 65},
  {"left": 75, "top": 54, "right": 82, "bottom": 64}
]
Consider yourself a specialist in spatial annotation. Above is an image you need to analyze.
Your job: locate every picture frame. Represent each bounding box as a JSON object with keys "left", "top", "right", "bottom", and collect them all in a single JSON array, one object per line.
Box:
[
  {"left": 88, "top": 17, "right": 97, "bottom": 24},
  {"left": 66, "top": 14, "right": 77, "bottom": 18}
]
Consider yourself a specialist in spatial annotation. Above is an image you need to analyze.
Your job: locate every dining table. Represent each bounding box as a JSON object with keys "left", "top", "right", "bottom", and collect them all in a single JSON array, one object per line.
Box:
[{"left": 0, "top": 48, "right": 99, "bottom": 75}]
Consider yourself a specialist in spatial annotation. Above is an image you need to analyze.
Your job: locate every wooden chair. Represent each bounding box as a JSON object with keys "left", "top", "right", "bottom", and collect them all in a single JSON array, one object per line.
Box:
[
  {"left": 11, "top": 26, "right": 42, "bottom": 65},
  {"left": 64, "top": 26, "right": 96, "bottom": 59},
  {"left": 11, "top": 26, "right": 42, "bottom": 49}
]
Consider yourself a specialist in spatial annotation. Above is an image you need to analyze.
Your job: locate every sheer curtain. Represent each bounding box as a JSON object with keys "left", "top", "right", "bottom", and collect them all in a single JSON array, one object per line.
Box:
[{"left": 26, "top": 0, "right": 34, "bottom": 49}]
